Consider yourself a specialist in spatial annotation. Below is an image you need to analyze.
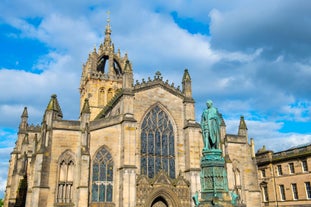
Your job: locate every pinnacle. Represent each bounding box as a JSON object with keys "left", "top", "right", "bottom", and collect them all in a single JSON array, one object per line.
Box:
[
  {"left": 46, "top": 94, "right": 63, "bottom": 118},
  {"left": 21, "top": 107, "right": 28, "bottom": 118}
]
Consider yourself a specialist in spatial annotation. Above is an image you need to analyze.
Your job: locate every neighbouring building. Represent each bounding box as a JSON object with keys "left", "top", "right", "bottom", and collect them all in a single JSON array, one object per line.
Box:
[
  {"left": 256, "top": 143, "right": 311, "bottom": 207},
  {"left": 4, "top": 19, "right": 261, "bottom": 207}
]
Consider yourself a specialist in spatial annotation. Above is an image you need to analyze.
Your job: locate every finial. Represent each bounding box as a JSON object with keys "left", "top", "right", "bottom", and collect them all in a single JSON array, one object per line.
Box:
[
  {"left": 104, "top": 10, "right": 112, "bottom": 37},
  {"left": 21, "top": 107, "right": 28, "bottom": 118},
  {"left": 182, "top": 68, "right": 191, "bottom": 82},
  {"left": 106, "top": 10, "right": 111, "bottom": 26}
]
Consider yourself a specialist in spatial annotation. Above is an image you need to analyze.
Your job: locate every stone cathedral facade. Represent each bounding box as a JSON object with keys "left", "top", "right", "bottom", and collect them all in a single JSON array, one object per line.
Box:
[{"left": 4, "top": 21, "right": 261, "bottom": 207}]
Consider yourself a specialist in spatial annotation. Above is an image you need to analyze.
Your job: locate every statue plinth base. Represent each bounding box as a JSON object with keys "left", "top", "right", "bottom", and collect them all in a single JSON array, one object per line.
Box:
[{"left": 199, "top": 149, "right": 234, "bottom": 206}]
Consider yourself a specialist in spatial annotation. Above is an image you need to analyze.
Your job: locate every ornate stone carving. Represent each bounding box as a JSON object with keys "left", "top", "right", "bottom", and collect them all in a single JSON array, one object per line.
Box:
[{"left": 136, "top": 170, "right": 191, "bottom": 207}]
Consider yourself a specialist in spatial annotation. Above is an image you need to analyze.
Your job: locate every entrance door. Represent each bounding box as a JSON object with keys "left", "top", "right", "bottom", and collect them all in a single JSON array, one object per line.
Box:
[{"left": 151, "top": 197, "right": 168, "bottom": 207}]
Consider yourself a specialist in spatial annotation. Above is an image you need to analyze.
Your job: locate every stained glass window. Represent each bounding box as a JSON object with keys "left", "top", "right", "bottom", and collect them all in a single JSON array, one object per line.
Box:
[
  {"left": 141, "top": 105, "right": 175, "bottom": 178},
  {"left": 92, "top": 147, "right": 113, "bottom": 202}
]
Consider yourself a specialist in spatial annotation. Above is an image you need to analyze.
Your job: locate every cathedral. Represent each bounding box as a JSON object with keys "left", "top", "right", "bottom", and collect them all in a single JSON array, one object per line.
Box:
[{"left": 4, "top": 20, "right": 261, "bottom": 207}]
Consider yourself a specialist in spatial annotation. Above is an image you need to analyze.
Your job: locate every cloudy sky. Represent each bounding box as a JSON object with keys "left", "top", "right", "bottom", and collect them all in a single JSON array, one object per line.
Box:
[{"left": 1, "top": 0, "right": 311, "bottom": 198}]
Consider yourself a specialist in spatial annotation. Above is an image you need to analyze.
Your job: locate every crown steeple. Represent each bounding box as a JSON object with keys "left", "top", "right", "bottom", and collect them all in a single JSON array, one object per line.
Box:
[{"left": 79, "top": 12, "right": 134, "bottom": 120}]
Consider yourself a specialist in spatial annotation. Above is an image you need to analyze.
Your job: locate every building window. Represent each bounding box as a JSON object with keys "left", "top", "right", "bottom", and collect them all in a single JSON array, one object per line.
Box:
[
  {"left": 141, "top": 105, "right": 175, "bottom": 179},
  {"left": 292, "top": 183, "right": 299, "bottom": 200},
  {"left": 277, "top": 165, "right": 283, "bottom": 175},
  {"left": 98, "top": 87, "right": 105, "bottom": 106},
  {"left": 262, "top": 185, "right": 269, "bottom": 202},
  {"left": 305, "top": 182, "right": 311, "bottom": 199},
  {"left": 279, "top": 185, "right": 286, "bottom": 201},
  {"left": 302, "top": 160, "right": 308, "bottom": 172},
  {"left": 261, "top": 169, "right": 266, "bottom": 178},
  {"left": 107, "top": 88, "right": 113, "bottom": 103},
  {"left": 289, "top": 163, "right": 295, "bottom": 174},
  {"left": 57, "top": 151, "right": 75, "bottom": 204},
  {"left": 92, "top": 147, "right": 113, "bottom": 202}
]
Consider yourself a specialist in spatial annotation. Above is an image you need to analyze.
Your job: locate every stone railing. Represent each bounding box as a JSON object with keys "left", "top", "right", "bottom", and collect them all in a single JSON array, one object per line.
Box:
[
  {"left": 89, "top": 71, "right": 122, "bottom": 81},
  {"left": 133, "top": 71, "right": 183, "bottom": 97}
]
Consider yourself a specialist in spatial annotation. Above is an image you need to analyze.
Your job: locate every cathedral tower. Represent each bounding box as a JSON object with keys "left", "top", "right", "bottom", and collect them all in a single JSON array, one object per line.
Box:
[{"left": 79, "top": 16, "right": 133, "bottom": 120}]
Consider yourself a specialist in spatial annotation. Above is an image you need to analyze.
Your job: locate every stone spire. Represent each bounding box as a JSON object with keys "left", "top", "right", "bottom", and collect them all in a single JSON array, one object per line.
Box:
[
  {"left": 81, "top": 98, "right": 91, "bottom": 115},
  {"left": 19, "top": 107, "right": 28, "bottom": 132},
  {"left": 46, "top": 94, "right": 63, "bottom": 120},
  {"left": 182, "top": 69, "right": 192, "bottom": 98},
  {"left": 103, "top": 11, "right": 112, "bottom": 49},
  {"left": 80, "top": 98, "right": 90, "bottom": 153},
  {"left": 238, "top": 115, "right": 248, "bottom": 137},
  {"left": 122, "top": 60, "right": 133, "bottom": 89},
  {"left": 21, "top": 106, "right": 28, "bottom": 118},
  {"left": 219, "top": 113, "right": 226, "bottom": 127}
]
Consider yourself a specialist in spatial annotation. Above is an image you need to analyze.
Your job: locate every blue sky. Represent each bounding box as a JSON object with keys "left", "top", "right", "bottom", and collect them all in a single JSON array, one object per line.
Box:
[{"left": 1, "top": 0, "right": 311, "bottom": 198}]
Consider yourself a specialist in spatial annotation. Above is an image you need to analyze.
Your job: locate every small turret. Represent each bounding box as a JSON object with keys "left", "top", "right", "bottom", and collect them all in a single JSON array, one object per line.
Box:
[
  {"left": 80, "top": 98, "right": 91, "bottom": 154},
  {"left": 81, "top": 98, "right": 91, "bottom": 115},
  {"left": 80, "top": 98, "right": 91, "bottom": 129},
  {"left": 39, "top": 94, "right": 62, "bottom": 150},
  {"left": 19, "top": 107, "right": 28, "bottom": 132},
  {"left": 45, "top": 94, "right": 63, "bottom": 120},
  {"left": 182, "top": 69, "right": 192, "bottom": 98},
  {"left": 250, "top": 138, "right": 255, "bottom": 158},
  {"left": 219, "top": 113, "right": 226, "bottom": 127},
  {"left": 182, "top": 69, "right": 195, "bottom": 122},
  {"left": 122, "top": 60, "right": 133, "bottom": 89},
  {"left": 238, "top": 115, "right": 248, "bottom": 137}
]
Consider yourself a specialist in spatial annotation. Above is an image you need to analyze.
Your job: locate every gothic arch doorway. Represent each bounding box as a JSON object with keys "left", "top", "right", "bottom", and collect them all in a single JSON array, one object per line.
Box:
[
  {"left": 151, "top": 196, "right": 168, "bottom": 207},
  {"left": 143, "top": 186, "right": 181, "bottom": 207}
]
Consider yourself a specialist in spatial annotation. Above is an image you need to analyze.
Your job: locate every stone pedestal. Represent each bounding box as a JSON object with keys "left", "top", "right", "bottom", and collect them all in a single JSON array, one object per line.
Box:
[{"left": 198, "top": 149, "right": 234, "bottom": 207}]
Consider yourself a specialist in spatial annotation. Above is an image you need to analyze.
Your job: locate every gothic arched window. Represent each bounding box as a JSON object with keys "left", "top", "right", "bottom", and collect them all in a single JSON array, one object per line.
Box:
[
  {"left": 141, "top": 105, "right": 175, "bottom": 179},
  {"left": 98, "top": 87, "right": 105, "bottom": 106},
  {"left": 92, "top": 146, "right": 113, "bottom": 202},
  {"left": 57, "top": 151, "right": 75, "bottom": 204},
  {"left": 107, "top": 88, "right": 113, "bottom": 103}
]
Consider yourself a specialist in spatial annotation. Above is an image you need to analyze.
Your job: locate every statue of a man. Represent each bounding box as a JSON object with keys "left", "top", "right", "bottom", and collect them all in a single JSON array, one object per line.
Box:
[{"left": 201, "top": 100, "right": 221, "bottom": 150}]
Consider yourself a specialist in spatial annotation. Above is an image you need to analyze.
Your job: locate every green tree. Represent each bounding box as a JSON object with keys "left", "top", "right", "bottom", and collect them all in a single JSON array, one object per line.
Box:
[{"left": 0, "top": 198, "right": 3, "bottom": 207}]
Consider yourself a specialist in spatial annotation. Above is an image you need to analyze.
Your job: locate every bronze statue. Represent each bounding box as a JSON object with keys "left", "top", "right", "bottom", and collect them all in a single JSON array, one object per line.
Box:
[{"left": 201, "top": 100, "right": 221, "bottom": 150}]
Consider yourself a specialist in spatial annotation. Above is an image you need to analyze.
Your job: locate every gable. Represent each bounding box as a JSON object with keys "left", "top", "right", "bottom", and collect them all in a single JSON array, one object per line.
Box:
[{"left": 134, "top": 86, "right": 184, "bottom": 126}]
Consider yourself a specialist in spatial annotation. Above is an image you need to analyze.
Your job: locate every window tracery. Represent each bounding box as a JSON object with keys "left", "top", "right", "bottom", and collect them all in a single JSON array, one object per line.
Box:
[
  {"left": 92, "top": 146, "right": 113, "bottom": 202},
  {"left": 141, "top": 105, "right": 175, "bottom": 178},
  {"left": 56, "top": 151, "right": 75, "bottom": 204}
]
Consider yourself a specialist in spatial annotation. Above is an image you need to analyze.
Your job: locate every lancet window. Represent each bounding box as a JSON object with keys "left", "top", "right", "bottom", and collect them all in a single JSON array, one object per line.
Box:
[
  {"left": 56, "top": 151, "right": 75, "bottom": 204},
  {"left": 92, "top": 146, "right": 113, "bottom": 202},
  {"left": 107, "top": 88, "right": 113, "bottom": 103},
  {"left": 141, "top": 105, "right": 175, "bottom": 179},
  {"left": 98, "top": 87, "right": 105, "bottom": 106}
]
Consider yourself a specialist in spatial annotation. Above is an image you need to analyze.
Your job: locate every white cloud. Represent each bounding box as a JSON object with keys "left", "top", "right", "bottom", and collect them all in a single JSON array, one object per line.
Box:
[
  {"left": 0, "top": 148, "right": 14, "bottom": 197},
  {"left": 225, "top": 118, "right": 311, "bottom": 152},
  {"left": 0, "top": 51, "right": 81, "bottom": 126}
]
